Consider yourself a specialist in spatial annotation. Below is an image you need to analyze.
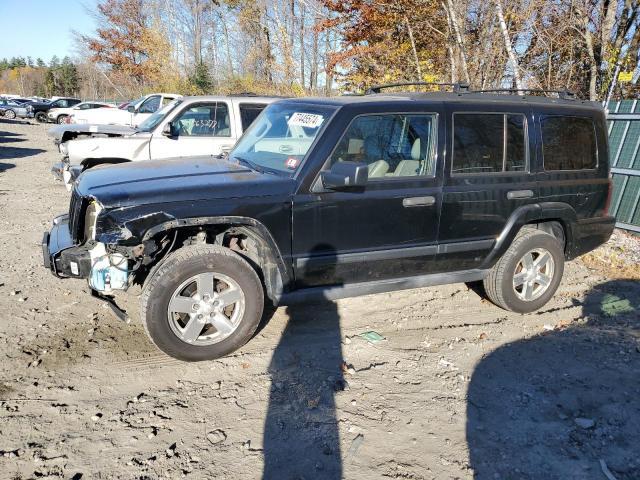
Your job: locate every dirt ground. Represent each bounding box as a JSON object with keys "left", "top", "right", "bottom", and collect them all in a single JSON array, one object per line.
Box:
[{"left": 0, "top": 119, "right": 639, "bottom": 480}]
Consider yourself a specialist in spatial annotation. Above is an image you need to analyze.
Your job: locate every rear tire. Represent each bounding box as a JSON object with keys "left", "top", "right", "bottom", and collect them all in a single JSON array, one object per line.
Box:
[
  {"left": 483, "top": 229, "right": 564, "bottom": 313},
  {"left": 35, "top": 111, "right": 47, "bottom": 123},
  {"left": 141, "top": 244, "right": 264, "bottom": 361}
]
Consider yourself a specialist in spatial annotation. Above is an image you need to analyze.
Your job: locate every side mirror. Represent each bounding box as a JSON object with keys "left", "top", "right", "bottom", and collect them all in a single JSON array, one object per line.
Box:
[
  {"left": 162, "top": 122, "right": 177, "bottom": 137},
  {"left": 127, "top": 105, "right": 136, "bottom": 113},
  {"left": 320, "top": 161, "right": 368, "bottom": 190}
]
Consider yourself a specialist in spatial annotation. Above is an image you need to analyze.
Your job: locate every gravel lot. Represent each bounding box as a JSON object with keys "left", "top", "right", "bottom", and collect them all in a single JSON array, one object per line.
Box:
[{"left": 1, "top": 119, "right": 639, "bottom": 480}]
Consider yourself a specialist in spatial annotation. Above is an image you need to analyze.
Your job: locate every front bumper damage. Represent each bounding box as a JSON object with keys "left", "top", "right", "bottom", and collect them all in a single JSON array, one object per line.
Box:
[
  {"left": 42, "top": 215, "right": 91, "bottom": 277},
  {"left": 42, "top": 215, "right": 130, "bottom": 322}
]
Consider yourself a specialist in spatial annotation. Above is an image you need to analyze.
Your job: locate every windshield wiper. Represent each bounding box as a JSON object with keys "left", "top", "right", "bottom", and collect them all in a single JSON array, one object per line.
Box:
[{"left": 234, "top": 156, "right": 264, "bottom": 173}]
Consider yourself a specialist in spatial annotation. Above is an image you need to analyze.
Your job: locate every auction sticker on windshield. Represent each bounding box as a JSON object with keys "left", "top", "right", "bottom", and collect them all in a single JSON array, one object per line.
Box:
[
  {"left": 285, "top": 157, "right": 300, "bottom": 169},
  {"left": 287, "top": 112, "right": 324, "bottom": 128}
]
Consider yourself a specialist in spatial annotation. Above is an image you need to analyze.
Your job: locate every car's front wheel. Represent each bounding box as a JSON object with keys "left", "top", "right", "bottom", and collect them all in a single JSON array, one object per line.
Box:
[
  {"left": 35, "top": 111, "right": 47, "bottom": 123},
  {"left": 57, "top": 115, "right": 68, "bottom": 124},
  {"left": 483, "top": 229, "right": 564, "bottom": 313},
  {"left": 141, "top": 244, "right": 264, "bottom": 361}
]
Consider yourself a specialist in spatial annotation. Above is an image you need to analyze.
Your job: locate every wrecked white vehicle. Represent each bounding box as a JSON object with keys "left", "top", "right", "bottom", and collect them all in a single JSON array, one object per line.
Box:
[
  {"left": 70, "top": 93, "right": 182, "bottom": 126},
  {"left": 54, "top": 95, "right": 278, "bottom": 189}
]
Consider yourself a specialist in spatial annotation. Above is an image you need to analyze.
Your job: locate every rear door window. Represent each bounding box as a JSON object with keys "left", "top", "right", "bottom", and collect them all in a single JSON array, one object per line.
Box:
[
  {"left": 452, "top": 113, "right": 527, "bottom": 175},
  {"left": 541, "top": 116, "right": 597, "bottom": 170},
  {"left": 239, "top": 103, "right": 267, "bottom": 131}
]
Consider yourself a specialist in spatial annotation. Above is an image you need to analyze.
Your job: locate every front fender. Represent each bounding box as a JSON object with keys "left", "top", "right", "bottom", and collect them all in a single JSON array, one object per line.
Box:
[
  {"left": 95, "top": 207, "right": 292, "bottom": 301},
  {"left": 68, "top": 136, "right": 150, "bottom": 165}
]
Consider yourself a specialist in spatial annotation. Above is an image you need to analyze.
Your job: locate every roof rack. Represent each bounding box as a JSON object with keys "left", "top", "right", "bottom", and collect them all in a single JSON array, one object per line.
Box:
[
  {"left": 468, "top": 88, "right": 577, "bottom": 100},
  {"left": 365, "top": 82, "right": 470, "bottom": 95}
]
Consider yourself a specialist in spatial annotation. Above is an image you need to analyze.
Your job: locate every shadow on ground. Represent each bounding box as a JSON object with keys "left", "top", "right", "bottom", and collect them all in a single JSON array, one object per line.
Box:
[
  {"left": 0, "top": 136, "right": 26, "bottom": 144},
  {"left": 0, "top": 162, "right": 15, "bottom": 172},
  {"left": 0, "top": 130, "right": 23, "bottom": 137},
  {"left": 0, "top": 146, "right": 45, "bottom": 159},
  {"left": 0, "top": 119, "right": 32, "bottom": 126},
  {"left": 263, "top": 246, "right": 344, "bottom": 479},
  {"left": 467, "top": 280, "right": 640, "bottom": 480}
]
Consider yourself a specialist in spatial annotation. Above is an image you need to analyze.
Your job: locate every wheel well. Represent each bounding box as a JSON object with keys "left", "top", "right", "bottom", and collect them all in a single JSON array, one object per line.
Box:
[
  {"left": 525, "top": 219, "right": 567, "bottom": 249},
  {"left": 141, "top": 224, "right": 285, "bottom": 304}
]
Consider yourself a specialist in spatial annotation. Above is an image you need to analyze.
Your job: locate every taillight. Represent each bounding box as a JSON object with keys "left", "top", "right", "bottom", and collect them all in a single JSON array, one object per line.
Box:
[{"left": 604, "top": 176, "right": 613, "bottom": 215}]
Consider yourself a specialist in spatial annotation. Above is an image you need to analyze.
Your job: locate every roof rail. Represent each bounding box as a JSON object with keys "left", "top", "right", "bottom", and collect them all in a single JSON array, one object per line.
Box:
[
  {"left": 365, "top": 82, "right": 470, "bottom": 95},
  {"left": 468, "top": 88, "right": 577, "bottom": 100}
]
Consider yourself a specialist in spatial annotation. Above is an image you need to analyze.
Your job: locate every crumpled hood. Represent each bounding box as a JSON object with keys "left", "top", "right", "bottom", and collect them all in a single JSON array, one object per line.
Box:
[
  {"left": 76, "top": 156, "right": 295, "bottom": 208},
  {"left": 48, "top": 124, "right": 136, "bottom": 142}
]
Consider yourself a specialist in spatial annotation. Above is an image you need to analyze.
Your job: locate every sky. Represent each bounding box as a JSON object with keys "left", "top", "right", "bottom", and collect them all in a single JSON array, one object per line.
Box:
[{"left": 0, "top": 0, "right": 95, "bottom": 62}]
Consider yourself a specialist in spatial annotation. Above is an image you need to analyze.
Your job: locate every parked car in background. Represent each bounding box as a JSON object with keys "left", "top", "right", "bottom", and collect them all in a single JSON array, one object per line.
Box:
[
  {"left": 8, "top": 98, "right": 33, "bottom": 105},
  {"left": 55, "top": 95, "right": 277, "bottom": 188},
  {"left": 48, "top": 101, "right": 114, "bottom": 124},
  {"left": 42, "top": 86, "right": 615, "bottom": 360},
  {"left": 28, "top": 97, "right": 81, "bottom": 123},
  {"left": 70, "top": 93, "right": 181, "bottom": 127},
  {"left": 0, "top": 99, "right": 29, "bottom": 120}
]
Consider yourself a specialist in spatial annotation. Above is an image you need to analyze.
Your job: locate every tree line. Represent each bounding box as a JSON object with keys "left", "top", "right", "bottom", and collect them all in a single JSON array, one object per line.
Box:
[
  {"left": 0, "top": 56, "right": 79, "bottom": 98},
  {"left": 3, "top": 0, "right": 639, "bottom": 101}
]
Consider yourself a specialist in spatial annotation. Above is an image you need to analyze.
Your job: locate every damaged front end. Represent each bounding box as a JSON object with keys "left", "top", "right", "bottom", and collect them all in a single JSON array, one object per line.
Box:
[{"left": 42, "top": 192, "right": 146, "bottom": 321}]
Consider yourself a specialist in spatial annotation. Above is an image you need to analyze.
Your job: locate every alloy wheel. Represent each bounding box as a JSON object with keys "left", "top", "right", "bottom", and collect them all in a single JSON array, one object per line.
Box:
[
  {"left": 167, "top": 271, "right": 245, "bottom": 346},
  {"left": 512, "top": 248, "right": 555, "bottom": 302}
]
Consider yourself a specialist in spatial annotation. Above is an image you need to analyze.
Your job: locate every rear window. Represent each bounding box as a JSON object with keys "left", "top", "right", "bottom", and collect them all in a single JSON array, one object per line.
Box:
[
  {"left": 541, "top": 116, "right": 598, "bottom": 170},
  {"left": 452, "top": 113, "right": 527, "bottom": 175}
]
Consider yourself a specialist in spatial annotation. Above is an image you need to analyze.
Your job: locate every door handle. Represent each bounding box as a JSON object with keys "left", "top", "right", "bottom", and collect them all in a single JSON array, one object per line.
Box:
[
  {"left": 507, "top": 190, "right": 534, "bottom": 200},
  {"left": 402, "top": 196, "right": 436, "bottom": 207}
]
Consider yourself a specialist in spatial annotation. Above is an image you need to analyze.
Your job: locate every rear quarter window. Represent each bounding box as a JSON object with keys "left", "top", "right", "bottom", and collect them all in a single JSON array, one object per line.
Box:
[
  {"left": 541, "top": 116, "right": 598, "bottom": 170},
  {"left": 452, "top": 113, "right": 527, "bottom": 175}
]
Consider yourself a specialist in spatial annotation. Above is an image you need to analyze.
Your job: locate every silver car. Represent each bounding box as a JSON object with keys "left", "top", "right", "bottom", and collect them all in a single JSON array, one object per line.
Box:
[{"left": 0, "top": 99, "right": 29, "bottom": 120}]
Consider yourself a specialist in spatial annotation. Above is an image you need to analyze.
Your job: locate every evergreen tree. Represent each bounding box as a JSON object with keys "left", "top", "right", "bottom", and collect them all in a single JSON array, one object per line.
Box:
[
  {"left": 36, "top": 58, "right": 45, "bottom": 68},
  {"left": 191, "top": 61, "right": 213, "bottom": 93},
  {"left": 44, "top": 69, "right": 56, "bottom": 97},
  {"left": 59, "top": 61, "right": 79, "bottom": 96}
]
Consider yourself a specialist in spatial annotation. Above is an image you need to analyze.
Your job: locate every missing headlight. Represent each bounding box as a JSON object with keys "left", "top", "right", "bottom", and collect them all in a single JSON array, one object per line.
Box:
[{"left": 84, "top": 200, "right": 103, "bottom": 241}]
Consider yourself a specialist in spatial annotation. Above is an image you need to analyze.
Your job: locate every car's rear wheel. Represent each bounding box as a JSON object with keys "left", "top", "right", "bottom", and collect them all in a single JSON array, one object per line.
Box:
[
  {"left": 4, "top": 109, "right": 16, "bottom": 120},
  {"left": 483, "top": 229, "right": 564, "bottom": 313},
  {"left": 57, "top": 115, "right": 68, "bottom": 124},
  {"left": 35, "top": 111, "right": 47, "bottom": 123},
  {"left": 141, "top": 244, "right": 264, "bottom": 361}
]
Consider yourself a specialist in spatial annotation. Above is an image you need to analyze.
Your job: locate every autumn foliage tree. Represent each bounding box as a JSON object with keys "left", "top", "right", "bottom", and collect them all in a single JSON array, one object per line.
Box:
[
  {"left": 321, "top": 0, "right": 448, "bottom": 91},
  {"left": 82, "top": 0, "right": 170, "bottom": 85}
]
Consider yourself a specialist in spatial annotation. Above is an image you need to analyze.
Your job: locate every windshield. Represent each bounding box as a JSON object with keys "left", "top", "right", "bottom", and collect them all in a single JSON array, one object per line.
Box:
[
  {"left": 137, "top": 99, "right": 183, "bottom": 132},
  {"left": 230, "top": 103, "right": 336, "bottom": 174}
]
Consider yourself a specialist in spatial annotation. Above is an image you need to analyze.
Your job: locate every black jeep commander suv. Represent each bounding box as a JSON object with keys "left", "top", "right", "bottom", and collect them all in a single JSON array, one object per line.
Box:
[{"left": 42, "top": 84, "right": 615, "bottom": 361}]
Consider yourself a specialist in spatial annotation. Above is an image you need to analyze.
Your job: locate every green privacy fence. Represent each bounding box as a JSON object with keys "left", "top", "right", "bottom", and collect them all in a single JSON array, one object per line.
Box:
[{"left": 607, "top": 100, "right": 640, "bottom": 233}]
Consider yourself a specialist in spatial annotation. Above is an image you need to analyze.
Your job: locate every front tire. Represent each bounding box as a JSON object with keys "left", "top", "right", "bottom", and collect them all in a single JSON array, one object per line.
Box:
[
  {"left": 483, "top": 229, "right": 564, "bottom": 313},
  {"left": 57, "top": 115, "right": 68, "bottom": 124},
  {"left": 141, "top": 244, "right": 264, "bottom": 361},
  {"left": 35, "top": 111, "right": 47, "bottom": 123}
]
